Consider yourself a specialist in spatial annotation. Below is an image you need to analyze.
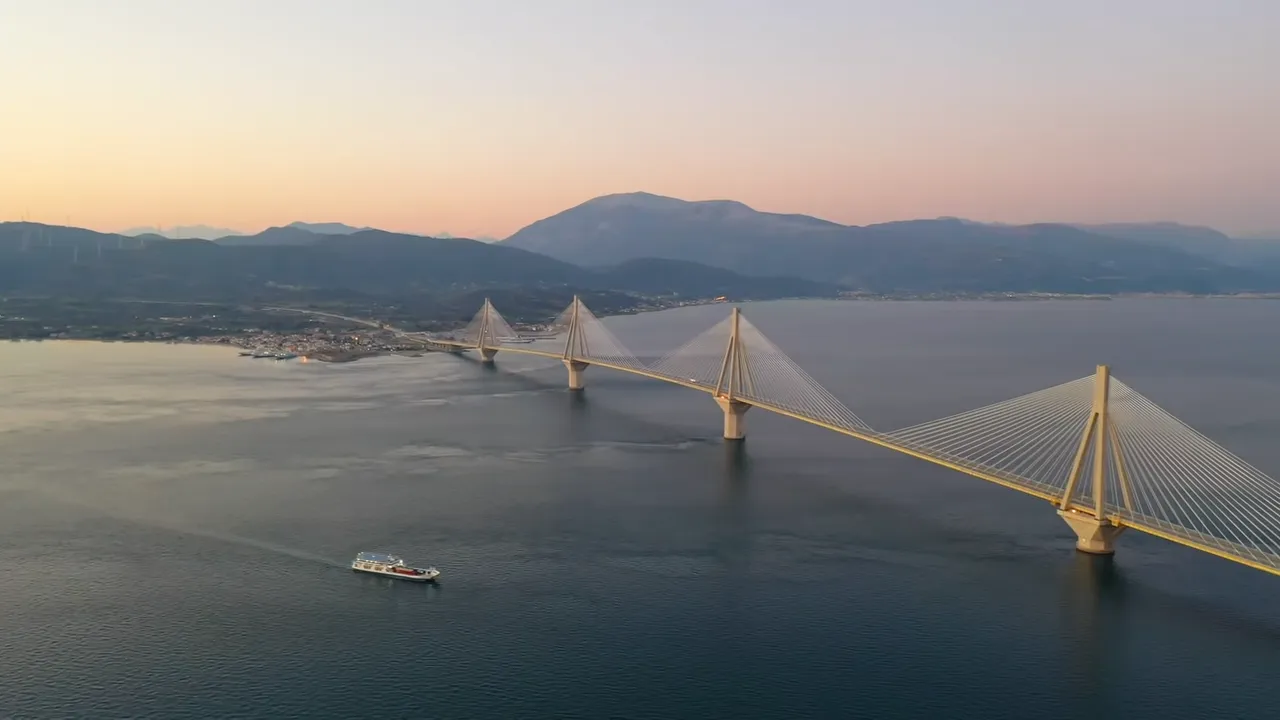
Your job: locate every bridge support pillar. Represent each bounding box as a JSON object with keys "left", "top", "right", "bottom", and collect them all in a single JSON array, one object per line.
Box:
[
  {"left": 564, "top": 360, "right": 588, "bottom": 391},
  {"left": 1058, "top": 509, "right": 1126, "bottom": 555},
  {"left": 716, "top": 397, "right": 750, "bottom": 442},
  {"left": 479, "top": 347, "right": 498, "bottom": 364}
]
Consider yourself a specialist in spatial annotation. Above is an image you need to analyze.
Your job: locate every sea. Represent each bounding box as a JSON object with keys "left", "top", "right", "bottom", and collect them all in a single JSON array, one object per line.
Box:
[{"left": 1, "top": 298, "right": 1278, "bottom": 720}]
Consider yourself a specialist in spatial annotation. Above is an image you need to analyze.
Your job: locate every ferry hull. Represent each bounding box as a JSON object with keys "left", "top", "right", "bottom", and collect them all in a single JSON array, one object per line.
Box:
[{"left": 351, "top": 564, "right": 439, "bottom": 582}]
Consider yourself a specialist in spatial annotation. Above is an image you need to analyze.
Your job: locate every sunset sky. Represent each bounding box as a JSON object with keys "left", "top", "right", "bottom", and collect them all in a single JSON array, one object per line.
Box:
[{"left": 2, "top": 0, "right": 1277, "bottom": 238}]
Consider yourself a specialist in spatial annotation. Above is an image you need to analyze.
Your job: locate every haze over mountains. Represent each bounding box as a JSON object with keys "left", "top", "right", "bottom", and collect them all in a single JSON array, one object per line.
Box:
[
  {"left": 126, "top": 221, "right": 498, "bottom": 243},
  {"left": 503, "top": 192, "right": 1280, "bottom": 293},
  {"left": 6, "top": 192, "right": 1280, "bottom": 312},
  {"left": 0, "top": 219, "right": 832, "bottom": 314},
  {"left": 121, "top": 224, "right": 244, "bottom": 240}
]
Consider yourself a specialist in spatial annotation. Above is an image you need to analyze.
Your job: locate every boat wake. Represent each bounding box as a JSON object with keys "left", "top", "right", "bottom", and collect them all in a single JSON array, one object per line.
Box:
[
  {"left": 171, "top": 527, "right": 345, "bottom": 568},
  {"left": 27, "top": 486, "right": 345, "bottom": 568}
]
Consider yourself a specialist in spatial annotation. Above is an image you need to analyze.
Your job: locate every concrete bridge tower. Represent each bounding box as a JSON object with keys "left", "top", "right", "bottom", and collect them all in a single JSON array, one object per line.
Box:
[
  {"left": 561, "top": 296, "right": 590, "bottom": 391},
  {"left": 476, "top": 298, "right": 499, "bottom": 364},
  {"left": 1057, "top": 365, "right": 1129, "bottom": 554},
  {"left": 714, "top": 307, "right": 752, "bottom": 442}
]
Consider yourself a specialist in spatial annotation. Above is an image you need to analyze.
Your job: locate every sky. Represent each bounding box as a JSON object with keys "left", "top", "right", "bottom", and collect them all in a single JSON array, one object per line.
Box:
[{"left": 1, "top": 0, "right": 1277, "bottom": 238}]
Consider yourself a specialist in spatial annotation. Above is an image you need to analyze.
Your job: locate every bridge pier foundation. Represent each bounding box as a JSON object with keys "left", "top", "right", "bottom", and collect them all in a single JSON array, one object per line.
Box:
[
  {"left": 479, "top": 347, "right": 498, "bottom": 364},
  {"left": 717, "top": 397, "right": 750, "bottom": 442},
  {"left": 1058, "top": 509, "right": 1126, "bottom": 555},
  {"left": 564, "top": 360, "right": 588, "bottom": 391}
]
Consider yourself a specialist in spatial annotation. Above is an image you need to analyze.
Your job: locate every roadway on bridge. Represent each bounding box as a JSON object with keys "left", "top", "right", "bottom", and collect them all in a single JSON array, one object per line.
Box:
[{"left": 286, "top": 297, "right": 1280, "bottom": 579}]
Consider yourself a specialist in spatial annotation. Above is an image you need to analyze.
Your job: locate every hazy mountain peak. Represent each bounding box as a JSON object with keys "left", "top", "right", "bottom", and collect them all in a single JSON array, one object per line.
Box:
[
  {"left": 498, "top": 190, "right": 1280, "bottom": 291},
  {"left": 286, "top": 221, "right": 371, "bottom": 235},
  {"left": 504, "top": 191, "right": 850, "bottom": 264},
  {"left": 122, "top": 224, "right": 243, "bottom": 240},
  {"left": 577, "top": 192, "right": 761, "bottom": 214},
  {"left": 574, "top": 192, "right": 685, "bottom": 211}
]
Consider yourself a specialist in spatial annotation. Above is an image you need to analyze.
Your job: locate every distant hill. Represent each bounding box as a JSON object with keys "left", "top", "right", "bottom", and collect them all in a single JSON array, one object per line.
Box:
[
  {"left": 1071, "top": 222, "right": 1280, "bottom": 267},
  {"left": 214, "top": 226, "right": 328, "bottom": 247},
  {"left": 595, "top": 258, "right": 836, "bottom": 299},
  {"left": 1, "top": 222, "right": 145, "bottom": 252},
  {"left": 504, "top": 192, "right": 844, "bottom": 268},
  {"left": 213, "top": 223, "right": 369, "bottom": 246},
  {"left": 122, "top": 224, "right": 243, "bottom": 240},
  {"left": 503, "top": 193, "right": 1272, "bottom": 293},
  {"left": 1071, "top": 222, "right": 1232, "bottom": 257},
  {"left": 214, "top": 223, "right": 426, "bottom": 246},
  {"left": 285, "top": 221, "right": 372, "bottom": 235},
  {"left": 8, "top": 197, "right": 1280, "bottom": 307},
  {"left": 0, "top": 222, "right": 834, "bottom": 306},
  {"left": 1237, "top": 231, "right": 1280, "bottom": 242}
]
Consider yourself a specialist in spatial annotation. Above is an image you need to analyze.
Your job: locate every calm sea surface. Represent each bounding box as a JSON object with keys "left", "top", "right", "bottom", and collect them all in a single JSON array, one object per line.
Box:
[{"left": 2, "top": 299, "right": 1279, "bottom": 720}]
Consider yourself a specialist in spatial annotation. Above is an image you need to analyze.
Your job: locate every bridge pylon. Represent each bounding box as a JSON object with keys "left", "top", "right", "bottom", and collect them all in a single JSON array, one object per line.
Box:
[
  {"left": 1057, "top": 365, "right": 1127, "bottom": 555},
  {"left": 476, "top": 298, "right": 500, "bottom": 363},
  {"left": 714, "top": 307, "right": 753, "bottom": 441},
  {"left": 561, "top": 295, "right": 590, "bottom": 390}
]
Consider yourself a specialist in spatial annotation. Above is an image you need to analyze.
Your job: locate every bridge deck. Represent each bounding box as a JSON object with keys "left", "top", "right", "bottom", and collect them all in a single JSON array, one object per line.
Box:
[
  {"left": 743, "top": 398, "right": 1280, "bottom": 576},
  {"left": 425, "top": 338, "right": 1280, "bottom": 578}
]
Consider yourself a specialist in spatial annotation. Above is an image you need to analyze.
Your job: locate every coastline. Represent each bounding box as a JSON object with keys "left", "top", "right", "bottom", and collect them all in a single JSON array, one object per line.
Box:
[{"left": 9, "top": 292, "right": 1280, "bottom": 364}]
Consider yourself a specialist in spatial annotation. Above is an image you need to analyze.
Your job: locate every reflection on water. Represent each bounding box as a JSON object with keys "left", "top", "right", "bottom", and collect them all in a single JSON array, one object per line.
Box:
[{"left": 1061, "top": 553, "right": 1126, "bottom": 713}]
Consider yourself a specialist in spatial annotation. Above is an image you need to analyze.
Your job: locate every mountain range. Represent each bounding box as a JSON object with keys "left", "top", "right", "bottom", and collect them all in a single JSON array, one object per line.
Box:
[
  {"left": 0, "top": 221, "right": 833, "bottom": 315},
  {"left": 128, "top": 221, "right": 500, "bottom": 242},
  {"left": 502, "top": 193, "right": 1280, "bottom": 293},
  {"left": 121, "top": 224, "right": 244, "bottom": 240},
  {"left": 6, "top": 192, "right": 1280, "bottom": 311}
]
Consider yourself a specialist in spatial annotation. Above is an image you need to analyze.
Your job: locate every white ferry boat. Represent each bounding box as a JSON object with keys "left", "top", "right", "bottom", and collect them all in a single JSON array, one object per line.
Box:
[{"left": 351, "top": 551, "right": 440, "bottom": 582}]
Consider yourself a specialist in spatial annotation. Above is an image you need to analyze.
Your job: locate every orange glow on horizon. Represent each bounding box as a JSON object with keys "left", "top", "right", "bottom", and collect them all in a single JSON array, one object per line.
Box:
[{"left": 1, "top": 2, "right": 1276, "bottom": 237}]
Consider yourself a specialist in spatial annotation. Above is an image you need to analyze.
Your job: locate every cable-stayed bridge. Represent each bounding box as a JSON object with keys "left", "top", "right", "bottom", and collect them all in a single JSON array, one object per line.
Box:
[{"left": 421, "top": 296, "right": 1280, "bottom": 579}]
